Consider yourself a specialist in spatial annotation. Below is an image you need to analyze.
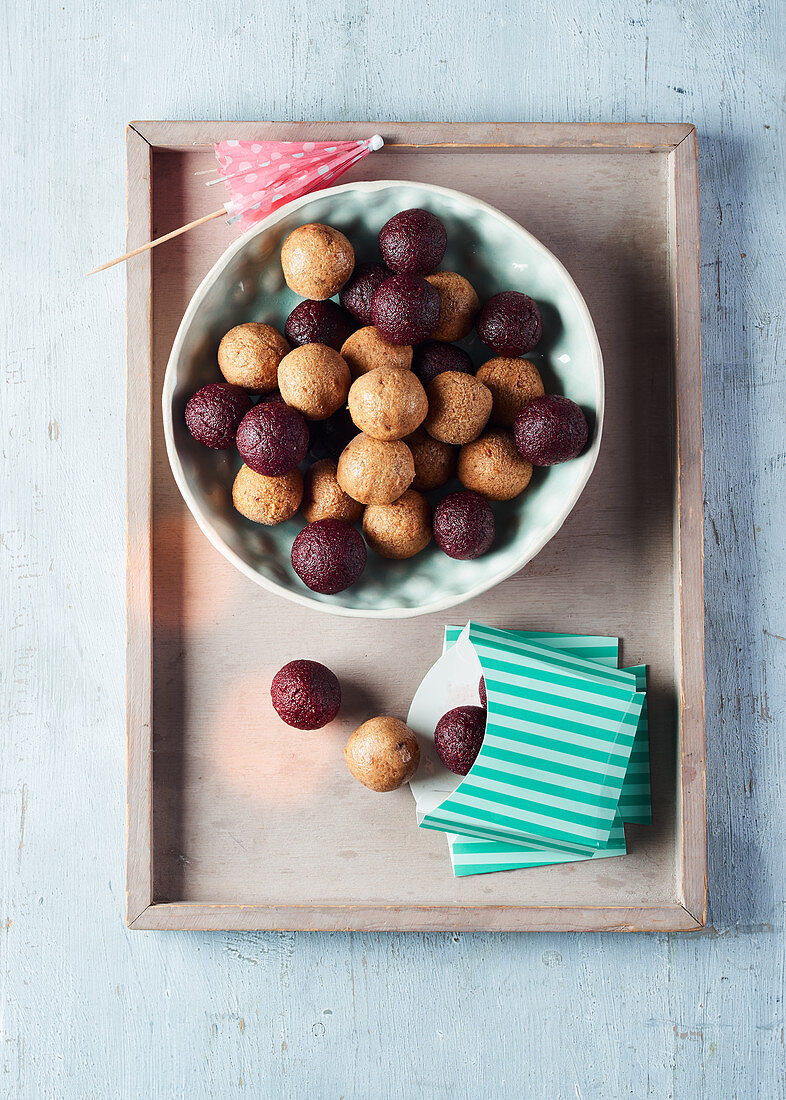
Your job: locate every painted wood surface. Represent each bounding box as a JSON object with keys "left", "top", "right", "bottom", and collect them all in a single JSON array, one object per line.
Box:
[{"left": 1, "top": 0, "right": 783, "bottom": 1096}]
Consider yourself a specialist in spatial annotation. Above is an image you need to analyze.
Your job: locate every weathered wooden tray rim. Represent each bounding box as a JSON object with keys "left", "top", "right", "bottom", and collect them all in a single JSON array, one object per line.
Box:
[{"left": 126, "top": 121, "right": 706, "bottom": 933}]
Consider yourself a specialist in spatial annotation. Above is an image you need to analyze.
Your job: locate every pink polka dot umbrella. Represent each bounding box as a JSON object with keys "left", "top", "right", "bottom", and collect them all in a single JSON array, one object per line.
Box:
[{"left": 89, "top": 135, "right": 384, "bottom": 274}]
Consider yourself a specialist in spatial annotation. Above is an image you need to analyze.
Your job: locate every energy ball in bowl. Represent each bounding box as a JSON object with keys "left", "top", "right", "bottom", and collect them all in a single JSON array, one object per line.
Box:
[
  {"left": 412, "top": 341, "right": 474, "bottom": 388},
  {"left": 270, "top": 659, "right": 341, "bottom": 730},
  {"left": 476, "top": 357, "right": 545, "bottom": 427},
  {"left": 185, "top": 383, "right": 253, "bottom": 450},
  {"left": 424, "top": 372, "right": 493, "bottom": 445},
  {"left": 319, "top": 407, "right": 358, "bottom": 460},
  {"left": 433, "top": 490, "right": 495, "bottom": 560},
  {"left": 405, "top": 427, "right": 456, "bottom": 492},
  {"left": 337, "top": 434, "right": 415, "bottom": 505},
  {"left": 291, "top": 518, "right": 367, "bottom": 594},
  {"left": 217, "top": 322, "right": 290, "bottom": 394},
  {"left": 340, "top": 327, "right": 413, "bottom": 379},
  {"left": 344, "top": 717, "right": 421, "bottom": 792},
  {"left": 235, "top": 402, "right": 309, "bottom": 477},
  {"left": 476, "top": 291, "right": 543, "bottom": 357},
  {"left": 425, "top": 272, "right": 480, "bottom": 342},
  {"left": 232, "top": 465, "right": 303, "bottom": 526},
  {"left": 339, "top": 261, "right": 392, "bottom": 325},
  {"left": 457, "top": 428, "right": 533, "bottom": 501},
  {"left": 362, "top": 489, "right": 432, "bottom": 560},
  {"left": 285, "top": 299, "right": 355, "bottom": 351},
  {"left": 514, "top": 394, "right": 589, "bottom": 466},
  {"left": 348, "top": 366, "right": 428, "bottom": 441},
  {"left": 278, "top": 344, "right": 351, "bottom": 420},
  {"left": 302, "top": 459, "right": 364, "bottom": 524},
  {"left": 378, "top": 209, "right": 447, "bottom": 275},
  {"left": 370, "top": 274, "right": 441, "bottom": 346},
  {"left": 434, "top": 705, "right": 487, "bottom": 775},
  {"left": 280, "top": 223, "right": 354, "bottom": 300}
]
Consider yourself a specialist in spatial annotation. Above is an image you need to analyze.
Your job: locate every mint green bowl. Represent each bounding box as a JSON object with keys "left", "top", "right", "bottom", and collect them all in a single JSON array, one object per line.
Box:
[{"left": 163, "top": 180, "right": 603, "bottom": 619}]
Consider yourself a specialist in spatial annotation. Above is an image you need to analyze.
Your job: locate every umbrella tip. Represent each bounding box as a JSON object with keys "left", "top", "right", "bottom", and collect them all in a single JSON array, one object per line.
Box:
[{"left": 369, "top": 135, "right": 384, "bottom": 151}]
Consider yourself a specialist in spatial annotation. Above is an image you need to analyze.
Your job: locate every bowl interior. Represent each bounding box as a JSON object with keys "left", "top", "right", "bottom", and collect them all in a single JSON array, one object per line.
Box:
[{"left": 164, "top": 181, "right": 602, "bottom": 617}]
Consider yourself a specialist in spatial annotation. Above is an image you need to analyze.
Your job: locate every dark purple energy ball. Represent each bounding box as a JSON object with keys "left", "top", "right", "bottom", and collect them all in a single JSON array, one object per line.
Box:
[
  {"left": 378, "top": 209, "right": 447, "bottom": 275},
  {"left": 478, "top": 676, "right": 487, "bottom": 708},
  {"left": 285, "top": 299, "right": 356, "bottom": 351},
  {"left": 513, "top": 395, "right": 589, "bottom": 466},
  {"left": 433, "top": 490, "right": 495, "bottom": 560},
  {"left": 291, "top": 519, "right": 367, "bottom": 594},
  {"left": 412, "top": 340, "right": 474, "bottom": 387},
  {"left": 339, "top": 261, "right": 392, "bottom": 326},
  {"left": 476, "top": 291, "right": 543, "bottom": 356},
  {"left": 236, "top": 402, "right": 309, "bottom": 477},
  {"left": 371, "top": 274, "right": 441, "bottom": 346},
  {"left": 319, "top": 407, "right": 358, "bottom": 460},
  {"left": 270, "top": 659, "right": 341, "bottom": 730},
  {"left": 185, "top": 383, "right": 253, "bottom": 450},
  {"left": 434, "top": 705, "right": 487, "bottom": 775}
]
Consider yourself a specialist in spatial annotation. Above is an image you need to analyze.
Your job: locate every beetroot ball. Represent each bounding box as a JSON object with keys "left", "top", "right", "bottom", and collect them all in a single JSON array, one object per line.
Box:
[
  {"left": 478, "top": 676, "right": 487, "bottom": 708},
  {"left": 476, "top": 291, "right": 543, "bottom": 356},
  {"left": 378, "top": 209, "right": 447, "bottom": 275},
  {"left": 433, "top": 490, "right": 495, "bottom": 560},
  {"left": 236, "top": 402, "right": 309, "bottom": 477},
  {"left": 434, "top": 705, "right": 487, "bottom": 775},
  {"left": 291, "top": 519, "right": 367, "bottom": 594},
  {"left": 514, "top": 394, "right": 589, "bottom": 466},
  {"left": 371, "top": 274, "right": 441, "bottom": 346},
  {"left": 185, "top": 383, "right": 253, "bottom": 450},
  {"left": 285, "top": 299, "right": 355, "bottom": 351},
  {"left": 270, "top": 659, "right": 341, "bottom": 730},
  {"left": 320, "top": 407, "right": 358, "bottom": 459},
  {"left": 412, "top": 341, "right": 474, "bottom": 387},
  {"left": 339, "top": 262, "right": 392, "bottom": 325}
]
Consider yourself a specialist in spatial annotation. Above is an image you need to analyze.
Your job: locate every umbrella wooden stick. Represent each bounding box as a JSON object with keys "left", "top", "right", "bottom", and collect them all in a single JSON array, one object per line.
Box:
[{"left": 86, "top": 207, "right": 226, "bottom": 275}]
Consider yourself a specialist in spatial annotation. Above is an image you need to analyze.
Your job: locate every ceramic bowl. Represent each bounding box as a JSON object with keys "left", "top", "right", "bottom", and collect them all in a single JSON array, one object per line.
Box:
[{"left": 163, "top": 180, "right": 603, "bottom": 619}]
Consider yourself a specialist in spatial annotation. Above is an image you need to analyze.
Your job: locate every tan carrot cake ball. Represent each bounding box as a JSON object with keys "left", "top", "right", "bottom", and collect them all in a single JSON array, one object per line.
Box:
[
  {"left": 348, "top": 365, "right": 428, "bottom": 441},
  {"left": 425, "top": 271, "right": 480, "bottom": 342},
  {"left": 424, "top": 371, "right": 492, "bottom": 445},
  {"left": 301, "top": 459, "right": 364, "bottom": 524},
  {"left": 277, "top": 343, "right": 351, "bottom": 420},
  {"left": 217, "top": 322, "right": 290, "bottom": 394},
  {"left": 280, "top": 223, "right": 354, "bottom": 299},
  {"left": 362, "top": 489, "right": 432, "bottom": 559},
  {"left": 232, "top": 464, "right": 303, "bottom": 525},
  {"left": 344, "top": 717, "right": 421, "bottom": 791},
  {"left": 336, "top": 433, "right": 415, "bottom": 505},
  {"left": 340, "top": 326, "right": 413, "bottom": 379},
  {"left": 457, "top": 428, "right": 533, "bottom": 500},
  {"left": 405, "top": 427, "right": 456, "bottom": 491},
  {"left": 475, "top": 356, "right": 545, "bottom": 427}
]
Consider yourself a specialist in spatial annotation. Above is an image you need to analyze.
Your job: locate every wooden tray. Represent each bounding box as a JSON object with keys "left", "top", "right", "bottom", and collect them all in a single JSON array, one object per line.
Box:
[{"left": 126, "top": 122, "right": 705, "bottom": 932}]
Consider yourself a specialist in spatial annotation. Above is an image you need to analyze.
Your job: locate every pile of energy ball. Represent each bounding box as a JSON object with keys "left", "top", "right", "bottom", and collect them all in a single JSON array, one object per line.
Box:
[{"left": 185, "top": 208, "right": 590, "bottom": 596}]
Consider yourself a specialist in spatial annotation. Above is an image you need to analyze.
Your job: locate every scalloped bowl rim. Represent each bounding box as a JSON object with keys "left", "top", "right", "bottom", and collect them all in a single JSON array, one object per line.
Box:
[{"left": 162, "top": 179, "right": 604, "bottom": 619}]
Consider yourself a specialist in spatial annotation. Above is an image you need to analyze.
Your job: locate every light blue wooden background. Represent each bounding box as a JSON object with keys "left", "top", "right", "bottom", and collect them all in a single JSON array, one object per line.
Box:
[{"left": 2, "top": 0, "right": 784, "bottom": 1096}]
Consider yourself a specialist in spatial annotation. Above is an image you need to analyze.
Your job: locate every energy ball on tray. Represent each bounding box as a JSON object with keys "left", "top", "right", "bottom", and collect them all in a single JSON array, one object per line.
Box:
[
  {"left": 405, "top": 427, "right": 456, "bottom": 492},
  {"left": 424, "top": 371, "right": 493, "bottom": 445},
  {"left": 270, "top": 659, "right": 341, "bottom": 730},
  {"left": 235, "top": 402, "right": 309, "bottom": 477},
  {"left": 217, "top": 322, "right": 290, "bottom": 394},
  {"left": 185, "top": 383, "right": 253, "bottom": 450},
  {"left": 340, "top": 326, "right": 413, "bottom": 379},
  {"left": 232, "top": 465, "right": 303, "bottom": 526},
  {"left": 284, "top": 299, "right": 355, "bottom": 351},
  {"left": 370, "top": 274, "right": 441, "bottom": 346},
  {"left": 378, "top": 209, "right": 447, "bottom": 275},
  {"left": 339, "top": 261, "right": 393, "bottom": 325},
  {"left": 476, "top": 356, "right": 545, "bottom": 427},
  {"left": 425, "top": 272, "right": 480, "bottom": 342},
  {"left": 432, "top": 489, "right": 495, "bottom": 560},
  {"left": 291, "top": 518, "right": 367, "bottom": 594},
  {"left": 513, "top": 394, "right": 589, "bottom": 466},
  {"left": 434, "top": 705, "right": 487, "bottom": 775},
  {"left": 280, "top": 223, "right": 355, "bottom": 300},
  {"left": 336, "top": 433, "right": 415, "bottom": 505},
  {"left": 362, "top": 489, "right": 432, "bottom": 560},
  {"left": 278, "top": 343, "right": 351, "bottom": 420},
  {"left": 476, "top": 291, "right": 543, "bottom": 357},
  {"left": 348, "top": 365, "right": 428, "bottom": 441},
  {"left": 412, "top": 341, "right": 474, "bottom": 388},
  {"left": 457, "top": 428, "right": 533, "bottom": 501},
  {"left": 302, "top": 459, "right": 364, "bottom": 524},
  {"left": 344, "top": 717, "right": 421, "bottom": 791}
]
